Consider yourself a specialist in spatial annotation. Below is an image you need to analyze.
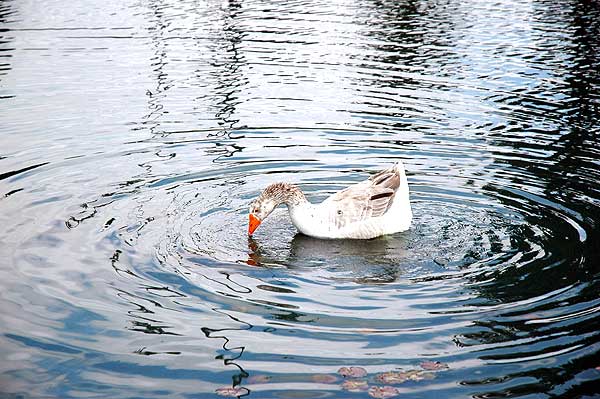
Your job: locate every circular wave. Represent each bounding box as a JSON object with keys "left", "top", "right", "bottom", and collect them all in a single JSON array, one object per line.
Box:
[{"left": 82, "top": 127, "right": 595, "bottom": 399}]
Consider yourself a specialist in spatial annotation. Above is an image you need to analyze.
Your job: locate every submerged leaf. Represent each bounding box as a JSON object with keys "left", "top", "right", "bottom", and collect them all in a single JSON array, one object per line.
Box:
[
  {"left": 420, "top": 361, "right": 449, "bottom": 371},
  {"left": 368, "top": 385, "right": 400, "bottom": 398},
  {"left": 411, "top": 371, "right": 436, "bottom": 381},
  {"left": 341, "top": 379, "right": 369, "bottom": 392},
  {"left": 311, "top": 374, "right": 338, "bottom": 384},
  {"left": 338, "top": 366, "right": 368, "bottom": 378},
  {"left": 376, "top": 371, "right": 409, "bottom": 384},
  {"left": 215, "top": 387, "right": 249, "bottom": 397},
  {"left": 376, "top": 369, "right": 437, "bottom": 384}
]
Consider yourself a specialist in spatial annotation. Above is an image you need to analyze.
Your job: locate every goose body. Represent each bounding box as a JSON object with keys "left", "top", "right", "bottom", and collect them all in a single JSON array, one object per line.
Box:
[{"left": 248, "top": 162, "right": 412, "bottom": 240}]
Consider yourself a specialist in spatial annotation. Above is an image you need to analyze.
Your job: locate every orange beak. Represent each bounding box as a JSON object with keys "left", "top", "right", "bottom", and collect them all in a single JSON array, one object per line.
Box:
[{"left": 248, "top": 213, "right": 262, "bottom": 235}]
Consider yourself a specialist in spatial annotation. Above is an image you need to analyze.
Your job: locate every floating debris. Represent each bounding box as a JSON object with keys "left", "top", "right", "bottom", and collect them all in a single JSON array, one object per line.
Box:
[
  {"left": 376, "top": 369, "right": 436, "bottom": 384},
  {"left": 411, "top": 371, "right": 436, "bottom": 381},
  {"left": 341, "top": 379, "right": 369, "bottom": 392},
  {"left": 376, "top": 371, "right": 410, "bottom": 384},
  {"left": 338, "top": 366, "right": 368, "bottom": 378},
  {"left": 215, "top": 387, "right": 249, "bottom": 397},
  {"left": 311, "top": 374, "right": 338, "bottom": 384},
  {"left": 420, "top": 361, "right": 449, "bottom": 371},
  {"left": 368, "top": 385, "right": 400, "bottom": 398}
]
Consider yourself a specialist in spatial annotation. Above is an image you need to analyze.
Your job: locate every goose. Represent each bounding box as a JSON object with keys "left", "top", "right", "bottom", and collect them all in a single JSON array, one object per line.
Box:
[{"left": 248, "top": 162, "right": 412, "bottom": 239}]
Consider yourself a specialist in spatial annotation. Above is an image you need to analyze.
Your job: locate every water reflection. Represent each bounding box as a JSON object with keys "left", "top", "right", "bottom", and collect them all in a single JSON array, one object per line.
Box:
[
  {"left": 0, "top": 0, "right": 15, "bottom": 97},
  {"left": 143, "top": 0, "right": 172, "bottom": 137},
  {"left": 201, "top": 309, "right": 251, "bottom": 389},
  {"left": 456, "top": 2, "right": 600, "bottom": 396},
  {"left": 205, "top": 0, "right": 247, "bottom": 134},
  {"left": 248, "top": 233, "right": 407, "bottom": 281},
  {"left": 1, "top": 0, "right": 599, "bottom": 397}
]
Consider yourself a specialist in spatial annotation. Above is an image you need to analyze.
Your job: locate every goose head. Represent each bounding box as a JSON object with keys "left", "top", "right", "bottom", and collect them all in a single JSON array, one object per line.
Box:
[{"left": 248, "top": 182, "right": 306, "bottom": 235}]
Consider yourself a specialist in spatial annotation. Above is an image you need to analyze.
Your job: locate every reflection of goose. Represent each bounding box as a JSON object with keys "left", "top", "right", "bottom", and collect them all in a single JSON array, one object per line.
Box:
[
  {"left": 287, "top": 234, "right": 411, "bottom": 284},
  {"left": 247, "top": 233, "right": 408, "bottom": 281},
  {"left": 248, "top": 162, "right": 412, "bottom": 239},
  {"left": 289, "top": 233, "right": 394, "bottom": 265}
]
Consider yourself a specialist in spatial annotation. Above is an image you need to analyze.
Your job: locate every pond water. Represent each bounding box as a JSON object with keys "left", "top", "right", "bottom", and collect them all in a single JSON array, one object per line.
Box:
[{"left": 1, "top": 0, "right": 599, "bottom": 397}]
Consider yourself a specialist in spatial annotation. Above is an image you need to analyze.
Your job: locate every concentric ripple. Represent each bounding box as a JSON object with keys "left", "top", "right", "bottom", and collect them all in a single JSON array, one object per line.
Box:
[
  {"left": 76, "top": 126, "right": 597, "bottom": 399},
  {"left": 1, "top": 0, "right": 599, "bottom": 397}
]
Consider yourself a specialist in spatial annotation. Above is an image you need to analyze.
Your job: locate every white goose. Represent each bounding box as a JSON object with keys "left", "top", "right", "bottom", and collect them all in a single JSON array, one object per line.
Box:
[{"left": 248, "top": 162, "right": 412, "bottom": 239}]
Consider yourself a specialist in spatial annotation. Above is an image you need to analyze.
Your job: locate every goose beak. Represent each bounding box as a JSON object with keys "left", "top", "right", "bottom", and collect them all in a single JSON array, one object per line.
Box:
[{"left": 248, "top": 213, "right": 262, "bottom": 235}]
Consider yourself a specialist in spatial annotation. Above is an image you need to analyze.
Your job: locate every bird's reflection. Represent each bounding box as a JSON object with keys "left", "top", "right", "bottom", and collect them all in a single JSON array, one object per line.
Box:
[
  {"left": 246, "top": 237, "right": 261, "bottom": 267},
  {"left": 290, "top": 233, "right": 390, "bottom": 262},
  {"left": 247, "top": 233, "right": 409, "bottom": 282}
]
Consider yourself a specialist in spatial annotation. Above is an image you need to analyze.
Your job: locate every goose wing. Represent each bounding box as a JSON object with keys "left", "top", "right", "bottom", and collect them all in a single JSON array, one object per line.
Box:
[{"left": 325, "top": 164, "right": 401, "bottom": 229}]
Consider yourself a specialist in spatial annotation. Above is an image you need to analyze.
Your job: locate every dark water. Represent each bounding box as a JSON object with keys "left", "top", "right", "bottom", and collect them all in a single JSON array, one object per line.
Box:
[{"left": 1, "top": 0, "right": 599, "bottom": 397}]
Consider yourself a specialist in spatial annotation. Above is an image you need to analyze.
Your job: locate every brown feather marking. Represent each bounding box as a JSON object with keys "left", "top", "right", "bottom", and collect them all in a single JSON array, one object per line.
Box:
[
  {"left": 370, "top": 191, "right": 393, "bottom": 201},
  {"left": 374, "top": 174, "right": 392, "bottom": 185},
  {"left": 380, "top": 173, "right": 400, "bottom": 190},
  {"left": 328, "top": 164, "right": 403, "bottom": 228}
]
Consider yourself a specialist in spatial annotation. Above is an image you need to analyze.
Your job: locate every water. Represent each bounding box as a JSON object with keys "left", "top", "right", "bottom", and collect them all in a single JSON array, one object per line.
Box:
[{"left": 1, "top": 0, "right": 599, "bottom": 397}]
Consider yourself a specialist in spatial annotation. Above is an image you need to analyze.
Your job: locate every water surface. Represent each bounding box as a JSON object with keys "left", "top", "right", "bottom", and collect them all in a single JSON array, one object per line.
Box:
[{"left": 1, "top": 0, "right": 599, "bottom": 398}]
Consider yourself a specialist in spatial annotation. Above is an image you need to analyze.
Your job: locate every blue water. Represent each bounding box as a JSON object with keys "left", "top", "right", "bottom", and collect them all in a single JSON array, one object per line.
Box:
[{"left": 1, "top": 0, "right": 599, "bottom": 398}]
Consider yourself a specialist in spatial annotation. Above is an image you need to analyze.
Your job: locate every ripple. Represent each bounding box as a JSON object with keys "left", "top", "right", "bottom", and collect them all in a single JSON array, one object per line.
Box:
[{"left": 1, "top": 0, "right": 600, "bottom": 397}]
